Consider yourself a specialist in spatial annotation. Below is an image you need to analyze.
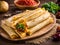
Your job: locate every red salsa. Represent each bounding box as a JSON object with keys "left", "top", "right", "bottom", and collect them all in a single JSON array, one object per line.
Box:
[{"left": 16, "top": 0, "right": 37, "bottom": 6}]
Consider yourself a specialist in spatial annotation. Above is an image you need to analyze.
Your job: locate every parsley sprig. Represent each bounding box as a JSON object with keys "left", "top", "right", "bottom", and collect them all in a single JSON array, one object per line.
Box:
[
  {"left": 42, "top": 2, "right": 60, "bottom": 14},
  {"left": 16, "top": 23, "right": 25, "bottom": 31}
]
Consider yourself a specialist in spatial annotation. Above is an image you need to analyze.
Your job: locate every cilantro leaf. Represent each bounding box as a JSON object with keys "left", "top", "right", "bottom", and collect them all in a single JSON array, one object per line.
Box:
[
  {"left": 16, "top": 23, "right": 25, "bottom": 30},
  {"left": 42, "top": 2, "right": 60, "bottom": 14}
]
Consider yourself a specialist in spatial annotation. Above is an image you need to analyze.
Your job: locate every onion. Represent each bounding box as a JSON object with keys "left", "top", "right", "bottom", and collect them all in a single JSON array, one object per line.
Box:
[{"left": 0, "top": 1, "right": 9, "bottom": 12}]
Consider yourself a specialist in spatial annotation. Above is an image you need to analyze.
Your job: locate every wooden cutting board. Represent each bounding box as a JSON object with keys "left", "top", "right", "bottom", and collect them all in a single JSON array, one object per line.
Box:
[{"left": 0, "top": 14, "right": 56, "bottom": 41}]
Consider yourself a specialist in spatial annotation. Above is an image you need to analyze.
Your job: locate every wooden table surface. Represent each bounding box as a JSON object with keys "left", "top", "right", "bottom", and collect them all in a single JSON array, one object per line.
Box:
[{"left": 0, "top": 0, "right": 60, "bottom": 45}]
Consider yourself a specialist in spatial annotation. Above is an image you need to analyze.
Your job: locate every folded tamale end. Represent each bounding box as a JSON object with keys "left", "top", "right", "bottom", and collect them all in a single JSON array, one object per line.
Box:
[
  {"left": 26, "top": 30, "right": 32, "bottom": 36},
  {"left": 16, "top": 30, "right": 26, "bottom": 38},
  {"left": 19, "top": 32, "right": 26, "bottom": 38},
  {"left": 49, "top": 17, "right": 54, "bottom": 23},
  {"left": 10, "top": 35, "right": 19, "bottom": 39},
  {"left": 26, "top": 32, "right": 32, "bottom": 36},
  {"left": 1, "top": 21, "right": 19, "bottom": 39}
]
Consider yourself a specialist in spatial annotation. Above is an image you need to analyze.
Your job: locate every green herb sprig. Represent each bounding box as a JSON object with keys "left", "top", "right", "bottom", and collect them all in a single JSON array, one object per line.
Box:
[
  {"left": 42, "top": 2, "right": 60, "bottom": 14},
  {"left": 16, "top": 23, "right": 25, "bottom": 31}
]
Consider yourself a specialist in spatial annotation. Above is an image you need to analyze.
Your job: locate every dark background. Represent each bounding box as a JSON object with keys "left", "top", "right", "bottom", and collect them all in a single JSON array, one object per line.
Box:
[{"left": 0, "top": 0, "right": 60, "bottom": 45}]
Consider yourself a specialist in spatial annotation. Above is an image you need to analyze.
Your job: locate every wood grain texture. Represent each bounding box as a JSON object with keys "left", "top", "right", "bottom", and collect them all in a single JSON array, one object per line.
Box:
[{"left": 0, "top": 13, "right": 56, "bottom": 41}]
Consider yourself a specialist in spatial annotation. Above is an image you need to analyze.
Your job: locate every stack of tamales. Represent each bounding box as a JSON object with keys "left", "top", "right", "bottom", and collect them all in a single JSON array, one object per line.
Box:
[{"left": 1, "top": 8, "right": 54, "bottom": 39}]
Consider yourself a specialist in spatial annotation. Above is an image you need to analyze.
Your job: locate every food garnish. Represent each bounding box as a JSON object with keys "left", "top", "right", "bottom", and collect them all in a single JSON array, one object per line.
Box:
[
  {"left": 16, "top": 23, "right": 25, "bottom": 31},
  {"left": 42, "top": 2, "right": 60, "bottom": 14}
]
